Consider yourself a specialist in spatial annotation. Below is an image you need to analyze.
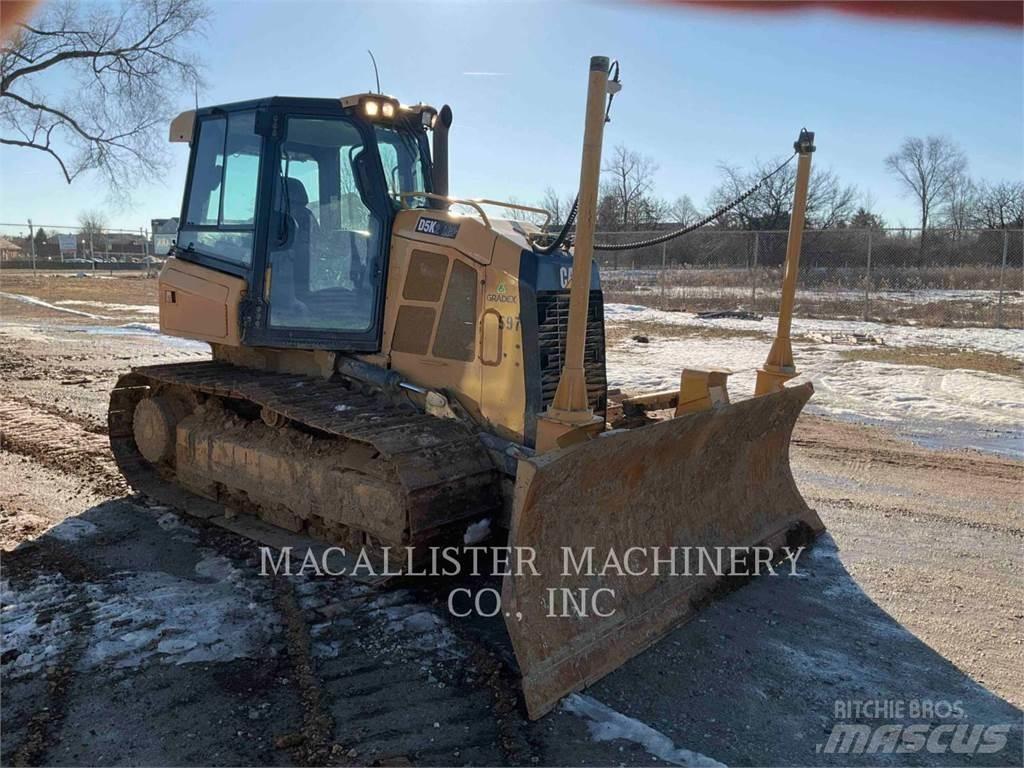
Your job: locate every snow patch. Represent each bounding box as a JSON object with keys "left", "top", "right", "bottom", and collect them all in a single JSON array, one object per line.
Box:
[
  {"left": 82, "top": 570, "right": 281, "bottom": 669},
  {"left": 194, "top": 554, "right": 244, "bottom": 584},
  {"left": 463, "top": 517, "right": 492, "bottom": 545},
  {"left": 604, "top": 302, "right": 1024, "bottom": 360},
  {"left": 563, "top": 694, "right": 724, "bottom": 767},
  {"left": 0, "top": 291, "right": 111, "bottom": 319},
  {"left": 0, "top": 574, "right": 75, "bottom": 674},
  {"left": 604, "top": 303, "right": 1024, "bottom": 457},
  {"left": 371, "top": 599, "right": 461, "bottom": 657},
  {"left": 76, "top": 322, "right": 206, "bottom": 350},
  {"left": 56, "top": 300, "right": 158, "bottom": 314},
  {"left": 1, "top": 560, "right": 282, "bottom": 679},
  {"left": 46, "top": 517, "right": 99, "bottom": 542}
]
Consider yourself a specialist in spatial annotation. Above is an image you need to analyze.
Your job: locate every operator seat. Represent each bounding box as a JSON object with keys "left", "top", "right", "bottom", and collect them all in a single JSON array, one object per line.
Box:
[
  {"left": 284, "top": 177, "right": 320, "bottom": 254},
  {"left": 270, "top": 177, "right": 319, "bottom": 326}
]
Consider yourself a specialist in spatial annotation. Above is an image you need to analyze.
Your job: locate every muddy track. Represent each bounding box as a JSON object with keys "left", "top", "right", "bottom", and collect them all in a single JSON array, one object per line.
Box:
[
  {"left": 803, "top": 493, "right": 1024, "bottom": 538},
  {"left": 792, "top": 433, "right": 1022, "bottom": 483},
  {"left": 273, "top": 576, "right": 346, "bottom": 767},
  {"left": 0, "top": 398, "right": 125, "bottom": 498},
  {"left": 291, "top": 580, "right": 518, "bottom": 766}
]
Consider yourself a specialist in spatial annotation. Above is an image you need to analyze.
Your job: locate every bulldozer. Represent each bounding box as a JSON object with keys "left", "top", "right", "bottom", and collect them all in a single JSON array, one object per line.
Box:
[{"left": 109, "top": 56, "right": 823, "bottom": 719}]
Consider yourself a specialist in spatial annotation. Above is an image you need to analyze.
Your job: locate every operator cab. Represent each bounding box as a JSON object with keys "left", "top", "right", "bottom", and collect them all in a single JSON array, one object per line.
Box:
[{"left": 171, "top": 94, "right": 436, "bottom": 350}]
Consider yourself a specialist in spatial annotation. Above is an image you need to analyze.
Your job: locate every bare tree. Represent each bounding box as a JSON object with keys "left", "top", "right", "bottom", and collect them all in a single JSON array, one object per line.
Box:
[
  {"left": 1, "top": 0, "right": 209, "bottom": 198},
  {"left": 602, "top": 145, "right": 658, "bottom": 230},
  {"left": 850, "top": 207, "right": 886, "bottom": 230},
  {"left": 709, "top": 158, "right": 857, "bottom": 230},
  {"left": 595, "top": 184, "right": 621, "bottom": 232},
  {"left": 973, "top": 180, "right": 1024, "bottom": 229},
  {"left": 941, "top": 172, "right": 977, "bottom": 237},
  {"left": 502, "top": 196, "right": 547, "bottom": 225},
  {"left": 78, "top": 209, "right": 108, "bottom": 255},
  {"left": 539, "top": 186, "right": 574, "bottom": 227},
  {"left": 669, "top": 194, "right": 700, "bottom": 225},
  {"left": 884, "top": 136, "right": 967, "bottom": 236}
]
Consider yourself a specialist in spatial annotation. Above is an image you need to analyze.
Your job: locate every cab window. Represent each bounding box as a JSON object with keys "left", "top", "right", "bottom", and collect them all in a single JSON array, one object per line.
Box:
[
  {"left": 268, "top": 117, "right": 384, "bottom": 333},
  {"left": 375, "top": 125, "right": 427, "bottom": 207},
  {"left": 179, "top": 111, "right": 261, "bottom": 266}
]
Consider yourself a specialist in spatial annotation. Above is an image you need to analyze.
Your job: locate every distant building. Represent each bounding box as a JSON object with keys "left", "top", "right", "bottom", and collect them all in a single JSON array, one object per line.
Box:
[
  {"left": 0, "top": 237, "right": 23, "bottom": 262},
  {"left": 151, "top": 218, "right": 179, "bottom": 255}
]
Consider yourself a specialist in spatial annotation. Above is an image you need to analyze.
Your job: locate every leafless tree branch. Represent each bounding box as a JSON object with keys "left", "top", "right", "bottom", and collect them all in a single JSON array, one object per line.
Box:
[{"left": 0, "top": 0, "right": 209, "bottom": 201}]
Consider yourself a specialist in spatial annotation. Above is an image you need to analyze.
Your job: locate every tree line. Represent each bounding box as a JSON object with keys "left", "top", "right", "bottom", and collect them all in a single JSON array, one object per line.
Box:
[{"left": 531, "top": 137, "right": 1023, "bottom": 234}]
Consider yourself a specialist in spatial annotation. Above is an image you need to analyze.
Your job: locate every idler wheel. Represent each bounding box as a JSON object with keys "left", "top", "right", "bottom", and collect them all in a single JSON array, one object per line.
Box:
[{"left": 133, "top": 395, "right": 190, "bottom": 464}]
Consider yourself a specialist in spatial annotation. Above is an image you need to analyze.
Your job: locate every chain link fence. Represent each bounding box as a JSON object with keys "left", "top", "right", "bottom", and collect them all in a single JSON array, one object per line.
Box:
[
  {"left": 0, "top": 221, "right": 161, "bottom": 275},
  {"left": 596, "top": 228, "right": 1023, "bottom": 329},
  {"left": 2, "top": 221, "right": 1021, "bottom": 328}
]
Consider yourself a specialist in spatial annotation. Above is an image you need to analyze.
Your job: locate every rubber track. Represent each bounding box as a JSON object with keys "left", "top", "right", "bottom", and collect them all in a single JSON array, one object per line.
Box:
[{"left": 108, "top": 361, "right": 500, "bottom": 540}]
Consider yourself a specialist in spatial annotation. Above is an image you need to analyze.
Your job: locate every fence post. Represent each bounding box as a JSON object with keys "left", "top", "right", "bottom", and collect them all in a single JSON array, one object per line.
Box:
[
  {"left": 750, "top": 231, "right": 759, "bottom": 311},
  {"left": 27, "top": 218, "right": 36, "bottom": 274},
  {"left": 996, "top": 228, "right": 1009, "bottom": 328},
  {"left": 863, "top": 229, "right": 872, "bottom": 321},
  {"left": 660, "top": 241, "right": 667, "bottom": 309}
]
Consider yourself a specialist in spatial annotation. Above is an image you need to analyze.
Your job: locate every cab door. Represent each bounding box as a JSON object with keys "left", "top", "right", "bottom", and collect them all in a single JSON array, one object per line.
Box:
[{"left": 245, "top": 111, "right": 393, "bottom": 351}]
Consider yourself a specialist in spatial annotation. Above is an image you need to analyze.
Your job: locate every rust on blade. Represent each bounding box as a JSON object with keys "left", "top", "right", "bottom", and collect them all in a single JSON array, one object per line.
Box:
[{"left": 502, "top": 382, "right": 823, "bottom": 719}]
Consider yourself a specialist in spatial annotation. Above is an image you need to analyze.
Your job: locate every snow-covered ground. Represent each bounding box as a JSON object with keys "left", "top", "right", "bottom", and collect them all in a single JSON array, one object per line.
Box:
[
  {"left": 607, "top": 282, "right": 1024, "bottom": 307},
  {"left": 605, "top": 304, "right": 1023, "bottom": 458}
]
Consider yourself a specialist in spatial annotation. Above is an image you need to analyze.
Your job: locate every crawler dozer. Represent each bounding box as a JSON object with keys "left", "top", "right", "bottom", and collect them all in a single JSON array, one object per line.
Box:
[{"left": 109, "top": 56, "right": 823, "bottom": 718}]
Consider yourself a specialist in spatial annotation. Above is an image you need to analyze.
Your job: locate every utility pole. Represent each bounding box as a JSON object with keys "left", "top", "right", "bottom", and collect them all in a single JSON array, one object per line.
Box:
[{"left": 27, "top": 218, "right": 36, "bottom": 274}]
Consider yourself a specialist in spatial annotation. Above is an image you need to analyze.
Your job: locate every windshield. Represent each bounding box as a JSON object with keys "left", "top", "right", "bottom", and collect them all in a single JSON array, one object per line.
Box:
[{"left": 374, "top": 125, "right": 428, "bottom": 207}]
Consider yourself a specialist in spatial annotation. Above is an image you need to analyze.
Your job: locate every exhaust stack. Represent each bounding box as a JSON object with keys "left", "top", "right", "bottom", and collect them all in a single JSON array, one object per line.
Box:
[{"left": 430, "top": 105, "right": 453, "bottom": 209}]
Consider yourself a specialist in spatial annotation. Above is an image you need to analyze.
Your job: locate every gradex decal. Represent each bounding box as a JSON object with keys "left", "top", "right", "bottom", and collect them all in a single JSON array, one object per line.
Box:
[{"left": 488, "top": 281, "right": 518, "bottom": 304}]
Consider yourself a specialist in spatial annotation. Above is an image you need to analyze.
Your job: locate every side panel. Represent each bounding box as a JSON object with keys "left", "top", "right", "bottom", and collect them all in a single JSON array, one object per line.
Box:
[
  {"left": 159, "top": 257, "right": 247, "bottom": 344},
  {"left": 378, "top": 210, "right": 529, "bottom": 443},
  {"left": 479, "top": 238, "right": 528, "bottom": 441}
]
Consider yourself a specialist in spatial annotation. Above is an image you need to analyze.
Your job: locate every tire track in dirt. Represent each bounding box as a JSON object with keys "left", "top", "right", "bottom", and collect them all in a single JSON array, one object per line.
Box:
[
  {"left": 804, "top": 494, "right": 1024, "bottom": 538},
  {"left": 272, "top": 576, "right": 346, "bottom": 766},
  {"left": 0, "top": 399, "right": 125, "bottom": 498},
  {"left": 4, "top": 540, "right": 106, "bottom": 767}
]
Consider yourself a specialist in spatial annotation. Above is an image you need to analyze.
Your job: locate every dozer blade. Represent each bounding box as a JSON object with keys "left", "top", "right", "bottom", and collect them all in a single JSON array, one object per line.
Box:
[{"left": 502, "top": 382, "right": 823, "bottom": 719}]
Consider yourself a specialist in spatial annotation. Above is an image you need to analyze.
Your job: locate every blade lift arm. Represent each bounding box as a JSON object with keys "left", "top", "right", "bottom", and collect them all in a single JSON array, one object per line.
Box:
[
  {"left": 755, "top": 129, "right": 815, "bottom": 395},
  {"left": 535, "top": 56, "right": 614, "bottom": 453}
]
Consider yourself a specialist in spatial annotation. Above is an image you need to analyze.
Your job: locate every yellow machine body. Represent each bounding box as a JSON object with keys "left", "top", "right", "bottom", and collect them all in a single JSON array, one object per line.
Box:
[
  {"left": 118, "top": 66, "right": 825, "bottom": 721},
  {"left": 158, "top": 207, "right": 541, "bottom": 445}
]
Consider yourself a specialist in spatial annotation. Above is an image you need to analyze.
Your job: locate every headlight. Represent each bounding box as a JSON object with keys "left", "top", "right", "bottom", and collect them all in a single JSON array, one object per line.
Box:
[
  {"left": 364, "top": 100, "right": 380, "bottom": 117},
  {"left": 381, "top": 102, "right": 395, "bottom": 118}
]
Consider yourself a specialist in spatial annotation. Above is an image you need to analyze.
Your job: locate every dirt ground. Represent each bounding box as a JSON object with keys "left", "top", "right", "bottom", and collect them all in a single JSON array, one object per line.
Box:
[{"left": 1, "top": 272, "right": 1021, "bottom": 767}]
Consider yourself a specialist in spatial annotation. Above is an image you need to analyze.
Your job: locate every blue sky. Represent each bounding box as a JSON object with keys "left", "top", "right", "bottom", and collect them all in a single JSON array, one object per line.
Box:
[{"left": 2, "top": 0, "right": 1021, "bottom": 232}]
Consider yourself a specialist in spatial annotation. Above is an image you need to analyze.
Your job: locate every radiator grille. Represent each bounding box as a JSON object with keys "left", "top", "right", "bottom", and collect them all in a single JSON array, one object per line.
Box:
[{"left": 536, "top": 290, "right": 607, "bottom": 416}]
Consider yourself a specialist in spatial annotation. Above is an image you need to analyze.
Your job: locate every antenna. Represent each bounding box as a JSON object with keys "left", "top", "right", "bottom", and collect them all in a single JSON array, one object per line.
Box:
[
  {"left": 367, "top": 50, "right": 381, "bottom": 93},
  {"left": 194, "top": 81, "right": 199, "bottom": 111}
]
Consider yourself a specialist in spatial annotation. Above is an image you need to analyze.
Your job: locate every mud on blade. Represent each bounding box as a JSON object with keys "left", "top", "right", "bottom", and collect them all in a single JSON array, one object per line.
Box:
[{"left": 502, "top": 382, "right": 823, "bottom": 719}]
